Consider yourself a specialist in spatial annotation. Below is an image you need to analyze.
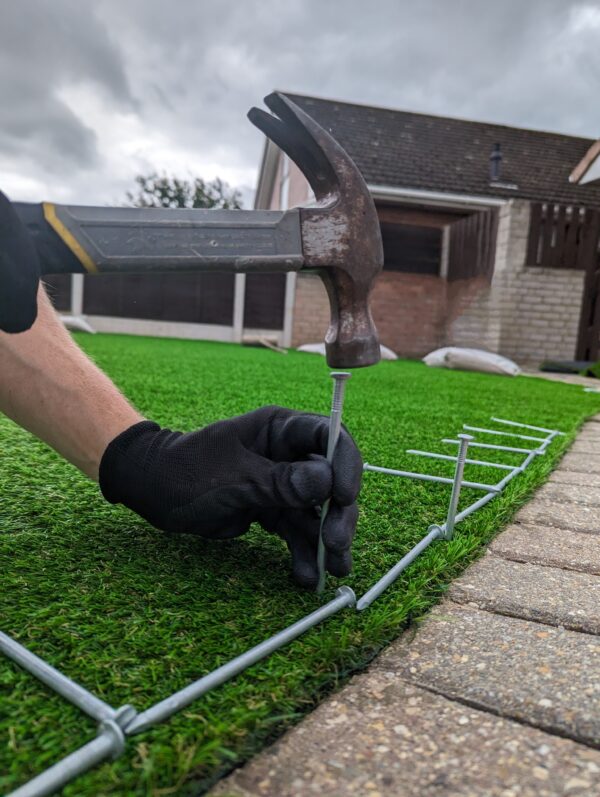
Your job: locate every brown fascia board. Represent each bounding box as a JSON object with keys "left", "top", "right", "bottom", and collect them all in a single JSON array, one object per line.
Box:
[{"left": 570, "top": 139, "right": 600, "bottom": 184}]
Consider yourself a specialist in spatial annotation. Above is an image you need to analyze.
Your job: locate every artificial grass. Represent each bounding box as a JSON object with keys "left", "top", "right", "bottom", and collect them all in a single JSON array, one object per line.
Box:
[{"left": 1, "top": 334, "right": 599, "bottom": 796}]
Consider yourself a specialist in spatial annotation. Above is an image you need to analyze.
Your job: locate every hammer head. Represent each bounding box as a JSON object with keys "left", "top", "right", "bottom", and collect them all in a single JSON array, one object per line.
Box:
[{"left": 248, "top": 93, "right": 383, "bottom": 368}]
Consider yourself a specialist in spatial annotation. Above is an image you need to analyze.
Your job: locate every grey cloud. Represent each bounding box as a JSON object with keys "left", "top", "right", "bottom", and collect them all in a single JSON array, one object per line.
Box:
[
  {"left": 95, "top": 0, "right": 600, "bottom": 154},
  {"left": 2, "top": 0, "right": 600, "bottom": 204},
  {"left": 0, "top": 0, "right": 134, "bottom": 174},
  {"left": 0, "top": 76, "right": 97, "bottom": 170}
]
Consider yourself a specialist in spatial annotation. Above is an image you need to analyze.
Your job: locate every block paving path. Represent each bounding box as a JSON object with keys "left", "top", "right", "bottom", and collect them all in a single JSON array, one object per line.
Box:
[{"left": 211, "top": 416, "right": 600, "bottom": 797}]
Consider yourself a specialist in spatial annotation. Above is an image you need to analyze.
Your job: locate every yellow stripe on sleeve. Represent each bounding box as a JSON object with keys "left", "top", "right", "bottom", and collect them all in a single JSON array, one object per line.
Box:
[{"left": 43, "top": 202, "right": 98, "bottom": 274}]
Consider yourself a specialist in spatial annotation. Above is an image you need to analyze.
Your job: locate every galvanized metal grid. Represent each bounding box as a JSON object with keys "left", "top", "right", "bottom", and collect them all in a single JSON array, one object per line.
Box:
[{"left": 3, "top": 416, "right": 564, "bottom": 796}]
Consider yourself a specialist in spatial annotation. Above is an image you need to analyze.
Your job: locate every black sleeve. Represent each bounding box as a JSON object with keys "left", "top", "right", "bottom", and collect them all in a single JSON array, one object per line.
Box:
[{"left": 0, "top": 190, "right": 40, "bottom": 333}]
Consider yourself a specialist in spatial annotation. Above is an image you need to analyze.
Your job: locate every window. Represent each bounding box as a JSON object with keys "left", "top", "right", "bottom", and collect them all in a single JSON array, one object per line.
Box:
[{"left": 380, "top": 222, "right": 442, "bottom": 275}]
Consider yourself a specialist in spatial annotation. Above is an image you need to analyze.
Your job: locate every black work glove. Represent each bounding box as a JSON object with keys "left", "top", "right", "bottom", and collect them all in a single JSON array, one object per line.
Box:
[
  {"left": 0, "top": 190, "right": 40, "bottom": 333},
  {"left": 99, "top": 407, "right": 363, "bottom": 588}
]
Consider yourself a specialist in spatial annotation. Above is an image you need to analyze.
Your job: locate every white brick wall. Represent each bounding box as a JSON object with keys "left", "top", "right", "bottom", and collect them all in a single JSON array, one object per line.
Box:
[
  {"left": 450, "top": 200, "right": 585, "bottom": 366},
  {"left": 291, "top": 273, "right": 330, "bottom": 346}
]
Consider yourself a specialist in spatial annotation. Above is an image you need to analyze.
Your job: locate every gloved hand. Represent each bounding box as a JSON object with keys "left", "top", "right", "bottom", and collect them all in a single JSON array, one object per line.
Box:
[
  {"left": 99, "top": 406, "right": 363, "bottom": 588},
  {"left": 0, "top": 190, "right": 40, "bottom": 333}
]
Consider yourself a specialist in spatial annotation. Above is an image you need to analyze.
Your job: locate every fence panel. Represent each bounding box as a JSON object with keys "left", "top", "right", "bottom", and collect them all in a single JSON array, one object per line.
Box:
[
  {"left": 575, "top": 210, "right": 600, "bottom": 360},
  {"left": 526, "top": 202, "right": 595, "bottom": 270},
  {"left": 447, "top": 208, "right": 498, "bottom": 282}
]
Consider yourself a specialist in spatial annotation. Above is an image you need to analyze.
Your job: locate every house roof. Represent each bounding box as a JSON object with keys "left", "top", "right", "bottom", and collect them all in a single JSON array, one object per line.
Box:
[{"left": 281, "top": 92, "right": 600, "bottom": 208}]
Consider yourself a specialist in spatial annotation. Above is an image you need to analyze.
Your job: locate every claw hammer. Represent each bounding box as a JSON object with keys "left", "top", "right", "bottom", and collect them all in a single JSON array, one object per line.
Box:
[{"left": 13, "top": 92, "right": 383, "bottom": 369}]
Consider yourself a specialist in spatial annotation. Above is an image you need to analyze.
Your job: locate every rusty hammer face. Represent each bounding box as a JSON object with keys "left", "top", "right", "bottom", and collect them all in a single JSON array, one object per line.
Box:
[{"left": 13, "top": 93, "right": 383, "bottom": 367}]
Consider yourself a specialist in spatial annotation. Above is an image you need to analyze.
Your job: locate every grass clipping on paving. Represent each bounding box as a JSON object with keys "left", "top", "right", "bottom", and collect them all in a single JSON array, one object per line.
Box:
[{"left": 1, "top": 334, "right": 599, "bottom": 796}]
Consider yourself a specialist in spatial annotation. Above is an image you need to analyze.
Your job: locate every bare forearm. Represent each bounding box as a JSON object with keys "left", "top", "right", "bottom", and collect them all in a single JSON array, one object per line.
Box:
[{"left": 0, "top": 285, "right": 142, "bottom": 479}]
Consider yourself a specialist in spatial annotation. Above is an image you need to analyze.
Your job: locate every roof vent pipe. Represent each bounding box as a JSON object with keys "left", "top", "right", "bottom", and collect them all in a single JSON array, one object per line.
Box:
[{"left": 490, "top": 143, "right": 502, "bottom": 181}]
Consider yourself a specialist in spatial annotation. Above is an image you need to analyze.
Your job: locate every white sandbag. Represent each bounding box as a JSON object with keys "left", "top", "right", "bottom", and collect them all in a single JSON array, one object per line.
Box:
[
  {"left": 423, "top": 347, "right": 520, "bottom": 376},
  {"left": 60, "top": 315, "right": 96, "bottom": 334},
  {"left": 297, "top": 342, "right": 398, "bottom": 360},
  {"left": 422, "top": 347, "right": 452, "bottom": 368}
]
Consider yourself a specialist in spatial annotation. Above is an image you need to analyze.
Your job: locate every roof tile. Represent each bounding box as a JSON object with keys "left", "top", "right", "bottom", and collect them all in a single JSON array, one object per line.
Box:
[{"left": 285, "top": 93, "right": 600, "bottom": 207}]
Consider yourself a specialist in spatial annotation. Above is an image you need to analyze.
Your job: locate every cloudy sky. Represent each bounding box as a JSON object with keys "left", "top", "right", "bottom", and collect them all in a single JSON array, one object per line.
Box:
[{"left": 2, "top": 0, "right": 600, "bottom": 208}]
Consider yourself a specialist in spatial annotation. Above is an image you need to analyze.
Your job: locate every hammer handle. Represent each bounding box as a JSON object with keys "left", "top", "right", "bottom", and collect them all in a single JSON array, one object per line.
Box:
[{"left": 14, "top": 202, "right": 304, "bottom": 277}]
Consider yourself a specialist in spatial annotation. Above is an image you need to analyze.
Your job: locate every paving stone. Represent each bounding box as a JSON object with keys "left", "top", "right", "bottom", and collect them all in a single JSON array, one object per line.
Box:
[
  {"left": 576, "top": 433, "right": 600, "bottom": 446},
  {"left": 572, "top": 421, "right": 600, "bottom": 436},
  {"left": 576, "top": 425, "right": 600, "bottom": 438},
  {"left": 523, "top": 372, "right": 599, "bottom": 388},
  {"left": 449, "top": 553, "right": 600, "bottom": 633},
  {"left": 570, "top": 441, "right": 600, "bottom": 454},
  {"left": 559, "top": 452, "right": 600, "bottom": 474},
  {"left": 574, "top": 441, "right": 600, "bottom": 454},
  {"left": 533, "top": 482, "right": 600, "bottom": 506},
  {"left": 373, "top": 603, "right": 600, "bottom": 747},
  {"left": 516, "top": 499, "right": 599, "bottom": 534},
  {"left": 208, "top": 677, "right": 600, "bottom": 797},
  {"left": 548, "top": 469, "right": 600, "bottom": 487},
  {"left": 491, "top": 524, "right": 600, "bottom": 575}
]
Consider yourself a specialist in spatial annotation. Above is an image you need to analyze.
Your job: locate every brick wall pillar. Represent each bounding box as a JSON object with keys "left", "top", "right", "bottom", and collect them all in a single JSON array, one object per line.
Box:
[
  {"left": 291, "top": 274, "right": 330, "bottom": 347},
  {"left": 497, "top": 201, "right": 584, "bottom": 364},
  {"left": 449, "top": 200, "right": 585, "bottom": 366}
]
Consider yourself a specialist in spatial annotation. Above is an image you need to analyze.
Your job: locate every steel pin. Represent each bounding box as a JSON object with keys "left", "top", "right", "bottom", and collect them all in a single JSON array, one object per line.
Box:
[
  {"left": 317, "top": 372, "right": 351, "bottom": 594},
  {"left": 442, "top": 433, "right": 473, "bottom": 540}
]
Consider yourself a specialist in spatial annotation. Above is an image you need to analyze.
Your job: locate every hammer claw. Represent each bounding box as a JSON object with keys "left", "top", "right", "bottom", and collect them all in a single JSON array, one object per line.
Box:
[
  {"left": 249, "top": 96, "right": 337, "bottom": 202},
  {"left": 249, "top": 93, "right": 384, "bottom": 368}
]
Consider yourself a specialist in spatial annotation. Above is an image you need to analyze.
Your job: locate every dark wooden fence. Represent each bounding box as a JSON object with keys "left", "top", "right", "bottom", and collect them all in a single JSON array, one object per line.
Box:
[
  {"left": 526, "top": 202, "right": 600, "bottom": 270},
  {"left": 447, "top": 208, "right": 498, "bottom": 281},
  {"left": 42, "top": 272, "right": 286, "bottom": 331},
  {"left": 573, "top": 207, "right": 600, "bottom": 361},
  {"left": 577, "top": 256, "right": 600, "bottom": 361},
  {"left": 243, "top": 274, "right": 286, "bottom": 329},
  {"left": 82, "top": 273, "right": 235, "bottom": 325}
]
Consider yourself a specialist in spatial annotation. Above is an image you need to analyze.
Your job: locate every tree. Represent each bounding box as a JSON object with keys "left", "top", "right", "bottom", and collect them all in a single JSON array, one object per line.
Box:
[{"left": 127, "top": 173, "right": 243, "bottom": 209}]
